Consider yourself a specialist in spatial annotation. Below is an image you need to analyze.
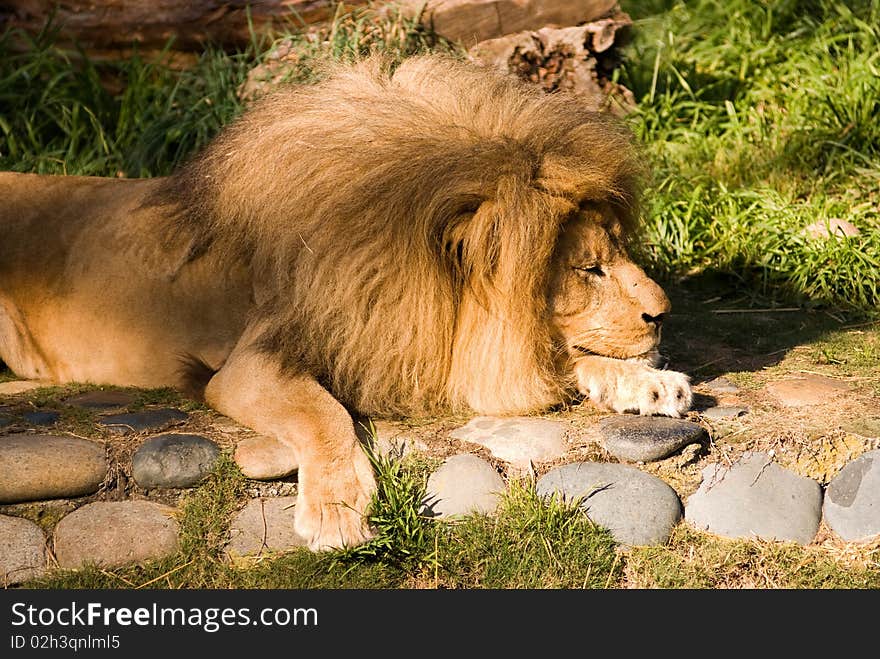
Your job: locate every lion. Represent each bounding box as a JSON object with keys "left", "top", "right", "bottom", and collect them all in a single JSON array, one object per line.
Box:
[{"left": 0, "top": 55, "right": 691, "bottom": 550}]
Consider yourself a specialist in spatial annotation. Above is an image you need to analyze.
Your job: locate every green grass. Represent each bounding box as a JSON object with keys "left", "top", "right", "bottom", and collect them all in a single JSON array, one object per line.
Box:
[
  {"left": 619, "top": 0, "right": 880, "bottom": 313},
  {"left": 428, "top": 483, "right": 622, "bottom": 589},
  {"left": 626, "top": 525, "right": 880, "bottom": 589},
  {"left": 0, "top": 5, "right": 458, "bottom": 178},
  {"left": 242, "top": 2, "right": 461, "bottom": 89},
  {"left": 0, "top": 26, "right": 250, "bottom": 177}
]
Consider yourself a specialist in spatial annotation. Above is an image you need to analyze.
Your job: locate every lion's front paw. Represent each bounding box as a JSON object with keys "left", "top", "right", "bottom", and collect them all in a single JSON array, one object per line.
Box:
[
  {"left": 295, "top": 450, "right": 376, "bottom": 551},
  {"left": 295, "top": 496, "right": 374, "bottom": 551},
  {"left": 577, "top": 360, "right": 692, "bottom": 418},
  {"left": 616, "top": 368, "right": 692, "bottom": 417}
]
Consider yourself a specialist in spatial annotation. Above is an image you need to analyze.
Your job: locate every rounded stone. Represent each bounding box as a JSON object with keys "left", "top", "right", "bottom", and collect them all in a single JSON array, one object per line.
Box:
[
  {"left": 449, "top": 416, "right": 567, "bottom": 466},
  {"left": 701, "top": 406, "right": 748, "bottom": 420},
  {"left": 64, "top": 390, "right": 135, "bottom": 410},
  {"left": 423, "top": 454, "right": 506, "bottom": 518},
  {"left": 766, "top": 375, "right": 850, "bottom": 407},
  {"left": 369, "top": 420, "right": 429, "bottom": 461},
  {"left": 53, "top": 501, "right": 179, "bottom": 569},
  {"left": 599, "top": 416, "right": 707, "bottom": 463},
  {"left": 23, "top": 410, "right": 61, "bottom": 426},
  {"left": 98, "top": 408, "right": 188, "bottom": 435},
  {"left": 234, "top": 435, "right": 298, "bottom": 480},
  {"left": 536, "top": 462, "right": 682, "bottom": 546},
  {"left": 0, "top": 434, "right": 106, "bottom": 503},
  {"left": 685, "top": 452, "right": 822, "bottom": 545},
  {"left": 132, "top": 433, "right": 220, "bottom": 489},
  {"left": 225, "top": 496, "right": 307, "bottom": 557},
  {"left": 0, "top": 515, "right": 47, "bottom": 585},
  {"left": 0, "top": 380, "right": 47, "bottom": 395},
  {"left": 702, "top": 376, "right": 740, "bottom": 393},
  {"left": 823, "top": 450, "right": 880, "bottom": 543}
]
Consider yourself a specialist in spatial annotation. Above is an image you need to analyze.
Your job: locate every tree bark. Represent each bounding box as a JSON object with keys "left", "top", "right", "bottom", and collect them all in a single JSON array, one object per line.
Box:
[
  {"left": 0, "top": 1, "right": 367, "bottom": 54},
  {"left": 397, "top": 0, "right": 619, "bottom": 47}
]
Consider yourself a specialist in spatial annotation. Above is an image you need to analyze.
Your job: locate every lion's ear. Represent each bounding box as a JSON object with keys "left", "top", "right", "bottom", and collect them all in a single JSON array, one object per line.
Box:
[{"left": 440, "top": 207, "right": 480, "bottom": 273}]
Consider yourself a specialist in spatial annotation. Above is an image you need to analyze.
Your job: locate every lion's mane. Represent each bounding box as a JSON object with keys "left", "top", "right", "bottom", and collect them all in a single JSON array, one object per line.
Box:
[{"left": 156, "top": 55, "right": 642, "bottom": 417}]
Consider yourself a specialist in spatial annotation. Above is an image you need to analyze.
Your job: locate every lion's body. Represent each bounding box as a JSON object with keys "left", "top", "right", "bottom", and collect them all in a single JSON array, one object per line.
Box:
[
  {"left": 0, "top": 172, "right": 250, "bottom": 388},
  {"left": 0, "top": 55, "right": 691, "bottom": 549}
]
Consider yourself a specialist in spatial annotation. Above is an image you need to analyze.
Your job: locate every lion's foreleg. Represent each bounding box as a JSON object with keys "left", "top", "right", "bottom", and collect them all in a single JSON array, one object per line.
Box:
[
  {"left": 204, "top": 342, "right": 375, "bottom": 551},
  {"left": 573, "top": 354, "right": 692, "bottom": 418}
]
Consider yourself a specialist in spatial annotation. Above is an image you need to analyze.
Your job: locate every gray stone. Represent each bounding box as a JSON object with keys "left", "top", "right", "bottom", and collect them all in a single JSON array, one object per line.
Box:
[
  {"left": 98, "top": 408, "right": 188, "bottom": 435},
  {"left": 234, "top": 435, "right": 299, "bottom": 480},
  {"left": 23, "top": 410, "right": 60, "bottom": 426},
  {"left": 701, "top": 406, "right": 748, "bottom": 420},
  {"left": 0, "top": 434, "right": 106, "bottom": 503},
  {"left": 702, "top": 377, "right": 740, "bottom": 393},
  {"left": 53, "top": 501, "right": 179, "bottom": 569},
  {"left": 225, "top": 496, "right": 307, "bottom": 557},
  {"left": 766, "top": 375, "right": 850, "bottom": 407},
  {"left": 0, "top": 515, "right": 47, "bottom": 585},
  {"left": 449, "top": 416, "right": 567, "bottom": 466},
  {"left": 64, "top": 390, "right": 135, "bottom": 410},
  {"left": 599, "top": 416, "right": 707, "bottom": 463},
  {"left": 685, "top": 452, "right": 822, "bottom": 545},
  {"left": 423, "top": 454, "right": 505, "bottom": 518},
  {"left": 536, "top": 462, "right": 682, "bottom": 546},
  {"left": 132, "top": 433, "right": 220, "bottom": 489},
  {"left": 823, "top": 450, "right": 880, "bottom": 543}
]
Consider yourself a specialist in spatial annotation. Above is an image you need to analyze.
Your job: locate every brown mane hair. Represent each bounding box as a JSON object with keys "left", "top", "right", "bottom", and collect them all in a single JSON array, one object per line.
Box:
[{"left": 156, "top": 55, "right": 642, "bottom": 417}]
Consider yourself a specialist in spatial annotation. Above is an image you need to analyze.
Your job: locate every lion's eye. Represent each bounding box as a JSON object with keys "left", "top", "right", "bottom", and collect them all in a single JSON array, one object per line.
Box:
[{"left": 573, "top": 265, "right": 605, "bottom": 277}]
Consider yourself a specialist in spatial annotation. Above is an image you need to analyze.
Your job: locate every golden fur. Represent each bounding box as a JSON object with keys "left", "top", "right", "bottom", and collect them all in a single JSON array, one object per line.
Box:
[
  {"left": 154, "top": 55, "right": 644, "bottom": 416},
  {"left": 0, "top": 55, "right": 691, "bottom": 550}
]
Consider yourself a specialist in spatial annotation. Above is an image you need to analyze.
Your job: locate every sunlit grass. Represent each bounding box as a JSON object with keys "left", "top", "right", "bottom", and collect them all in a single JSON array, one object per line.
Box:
[{"left": 620, "top": 0, "right": 880, "bottom": 312}]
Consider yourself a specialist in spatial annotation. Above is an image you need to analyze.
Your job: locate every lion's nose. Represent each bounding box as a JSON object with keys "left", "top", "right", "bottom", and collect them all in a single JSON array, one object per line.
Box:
[{"left": 641, "top": 312, "right": 666, "bottom": 327}]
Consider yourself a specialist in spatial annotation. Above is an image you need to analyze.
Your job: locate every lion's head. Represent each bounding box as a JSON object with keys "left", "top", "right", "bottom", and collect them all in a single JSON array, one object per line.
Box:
[
  {"left": 548, "top": 202, "right": 671, "bottom": 366},
  {"left": 156, "top": 55, "right": 672, "bottom": 418}
]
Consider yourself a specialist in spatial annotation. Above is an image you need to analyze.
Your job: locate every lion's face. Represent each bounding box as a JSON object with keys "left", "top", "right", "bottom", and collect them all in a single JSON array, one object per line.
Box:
[{"left": 548, "top": 203, "right": 671, "bottom": 364}]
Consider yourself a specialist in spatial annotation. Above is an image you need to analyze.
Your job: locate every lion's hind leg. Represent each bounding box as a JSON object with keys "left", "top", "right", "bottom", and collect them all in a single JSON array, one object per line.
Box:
[{"left": 204, "top": 338, "right": 376, "bottom": 551}]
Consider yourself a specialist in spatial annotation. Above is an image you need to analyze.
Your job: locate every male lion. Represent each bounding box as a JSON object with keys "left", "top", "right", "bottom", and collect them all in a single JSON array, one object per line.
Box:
[{"left": 0, "top": 55, "right": 691, "bottom": 550}]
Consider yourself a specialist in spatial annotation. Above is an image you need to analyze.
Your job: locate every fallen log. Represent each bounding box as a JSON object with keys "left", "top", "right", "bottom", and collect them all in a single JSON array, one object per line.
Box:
[{"left": 0, "top": 0, "right": 367, "bottom": 55}]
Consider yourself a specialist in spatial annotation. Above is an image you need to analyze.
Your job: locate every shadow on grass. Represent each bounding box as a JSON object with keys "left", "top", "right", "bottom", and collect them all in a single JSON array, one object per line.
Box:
[{"left": 659, "top": 269, "right": 873, "bottom": 385}]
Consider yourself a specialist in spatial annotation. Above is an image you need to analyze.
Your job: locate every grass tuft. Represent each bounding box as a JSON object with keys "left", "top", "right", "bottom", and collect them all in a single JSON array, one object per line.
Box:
[
  {"left": 330, "top": 436, "right": 436, "bottom": 570},
  {"left": 426, "top": 481, "right": 622, "bottom": 589}
]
